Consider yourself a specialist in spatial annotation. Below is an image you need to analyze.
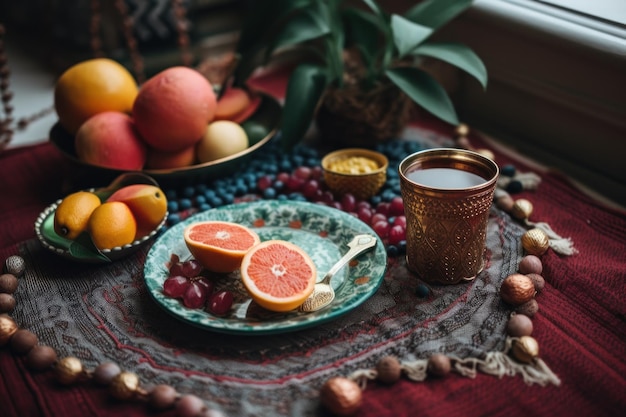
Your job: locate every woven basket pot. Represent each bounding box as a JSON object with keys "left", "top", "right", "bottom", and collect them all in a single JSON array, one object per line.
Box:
[{"left": 315, "top": 80, "right": 414, "bottom": 148}]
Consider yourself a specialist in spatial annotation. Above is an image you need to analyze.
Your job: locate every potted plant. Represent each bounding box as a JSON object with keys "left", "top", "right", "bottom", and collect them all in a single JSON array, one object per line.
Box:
[{"left": 234, "top": 0, "right": 487, "bottom": 149}]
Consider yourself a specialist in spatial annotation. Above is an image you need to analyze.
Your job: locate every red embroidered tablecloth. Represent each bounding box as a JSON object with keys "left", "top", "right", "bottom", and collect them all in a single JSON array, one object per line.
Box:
[{"left": 1, "top": 73, "right": 625, "bottom": 416}]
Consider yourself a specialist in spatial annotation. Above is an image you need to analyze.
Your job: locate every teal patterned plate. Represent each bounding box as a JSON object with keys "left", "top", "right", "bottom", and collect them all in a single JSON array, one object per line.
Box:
[{"left": 143, "top": 200, "right": 387, "bottom": 335}]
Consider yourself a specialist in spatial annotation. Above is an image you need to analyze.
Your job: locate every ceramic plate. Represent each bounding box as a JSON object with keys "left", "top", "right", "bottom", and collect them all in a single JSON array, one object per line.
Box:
[{"left": 144, "top": 200, "right": 387, "bottom": 335}]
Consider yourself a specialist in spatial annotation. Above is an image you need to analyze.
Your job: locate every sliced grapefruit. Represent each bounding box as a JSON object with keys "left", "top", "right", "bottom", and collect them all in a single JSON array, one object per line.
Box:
[
  {"left": 240, "top": 240, "right": 317, "bottom": 312},
  {"left": 183, "top": 221, "right": 260, "bottom": 273}
]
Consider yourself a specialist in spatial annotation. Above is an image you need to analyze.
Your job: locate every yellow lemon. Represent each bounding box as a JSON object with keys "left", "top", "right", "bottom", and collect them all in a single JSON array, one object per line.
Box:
[{"left": 54, "top": 191, "right": 102, "bottom": 240}]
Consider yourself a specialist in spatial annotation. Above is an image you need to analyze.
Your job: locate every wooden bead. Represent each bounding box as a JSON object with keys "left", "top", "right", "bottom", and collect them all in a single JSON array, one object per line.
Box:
[
  {"left": 176, "top": 394, "right": 206, "bottom": 417},
  {"left": 55, "top": 356, "right": 84, "bottom": 385},
  {"left": 522, "top": 228, "right": 550, "bottom": 256},
  {"left": 0, "top": 273, "right": 18, "bottom": 294},
  {"left": 506, "top": 313, "right": 533, "bottom": 337},
  {"left": 110, "top": 371, "right": 140, "bottom": 400},
  {"left": 10, "top": 329, "right": 38, "bottom": 354},
  {"left": 0, "top": 313, "right": 17, "bottom": 346},
  {"left": 495, "top": 194, "right": 515, "bottom": 212},
  {"left": 518, "top": 255, "right": 542, "bottom": 275},
  {"left": 0, "top": 293, "right": 15, "bottom": 313},
  {"left": 376, "top": 355, "right": 402, "bottom": 384},
  {"left": 26, "top": 345, "right": 57, "bottom": 371},
  {"left": 93, "top": 362, "right": 121, "bottom": 385},
  {"left": 149, "top": 384, "right": 178, "bottom": 410},
  {"left": 320, "top": 377, "right": 362, "bottom": 416},
  {"left": 475, "top": 148, "right": 495, "bottom": 161},
  {"left": 427, "top": 354, "right": 451, "bottom": 377},
  {"left": 511, "top": 336, "right": 539, "bottom": 363}
]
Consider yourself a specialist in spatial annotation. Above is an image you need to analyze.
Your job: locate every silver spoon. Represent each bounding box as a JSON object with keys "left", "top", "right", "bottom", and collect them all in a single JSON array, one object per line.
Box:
[{"left": 298, "top": 234, "right": 377, "bottom": 313}]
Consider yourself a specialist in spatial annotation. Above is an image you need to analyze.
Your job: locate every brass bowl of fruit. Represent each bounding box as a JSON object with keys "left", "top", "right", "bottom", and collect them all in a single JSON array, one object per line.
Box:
[
  {"left": 322, "top": 148, "right": 388, "bottom": 201},
  {"left": 49, "top": 60, "right": 281, "bottom": 190},
  {"left": 35, "top": 173, "right": 168, "bottom": 263}
]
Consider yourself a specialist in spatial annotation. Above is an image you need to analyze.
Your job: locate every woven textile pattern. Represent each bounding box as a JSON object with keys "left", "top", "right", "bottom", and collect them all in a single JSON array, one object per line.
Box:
[{"left": 14, "top": 205, "right": 523, "bottom": 416}]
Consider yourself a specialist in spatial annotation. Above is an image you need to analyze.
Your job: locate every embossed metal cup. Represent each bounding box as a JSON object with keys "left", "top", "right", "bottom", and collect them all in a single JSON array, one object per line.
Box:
[{"left": 399, "top": 148, "right": 499, "bottom": 284}]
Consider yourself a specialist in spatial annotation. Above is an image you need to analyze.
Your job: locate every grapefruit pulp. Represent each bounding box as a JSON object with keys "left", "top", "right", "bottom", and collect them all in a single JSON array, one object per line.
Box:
[
  {"left": 240, "top": 240, "right": 317, "bottom": 312},
  {"left": 183, "top": 221, "right": 260, "bottom": 273}
]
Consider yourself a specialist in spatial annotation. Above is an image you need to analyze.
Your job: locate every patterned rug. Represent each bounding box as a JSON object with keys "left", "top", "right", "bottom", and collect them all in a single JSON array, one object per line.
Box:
[{"left": 13, "top": 136, "right": 528, "bottom": 416}]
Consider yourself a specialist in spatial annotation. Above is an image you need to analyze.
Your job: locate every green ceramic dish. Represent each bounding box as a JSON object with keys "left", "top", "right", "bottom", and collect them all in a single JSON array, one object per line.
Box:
[
  {"left": 49, "top": 94, "right": 281, "bottom": 189},
  {"left": 143, "top": 200, "right": 387, "bottom": 335}
]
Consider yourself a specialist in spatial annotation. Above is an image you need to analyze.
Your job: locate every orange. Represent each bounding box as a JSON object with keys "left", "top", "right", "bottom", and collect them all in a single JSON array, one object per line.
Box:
[
  {"left": 240, "top": 240, "right": 317, "bottom": 312},
  {"left": 183, "top": 221, "right": 261, "bottom": 273},
  {"left": 87, "top": 201, "right": 137, "bottom": 250},
  {"left": 54, "top": 191, "right": 102, "bottom": 240},
  {"left": 54, "top": 58, "right": 138, "bottom": 135}
]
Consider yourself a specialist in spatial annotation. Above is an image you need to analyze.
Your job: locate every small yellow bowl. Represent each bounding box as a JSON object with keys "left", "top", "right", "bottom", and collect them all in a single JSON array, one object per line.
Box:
[{"left": 322, "top": 148, "right": 388, "bottom": 201}]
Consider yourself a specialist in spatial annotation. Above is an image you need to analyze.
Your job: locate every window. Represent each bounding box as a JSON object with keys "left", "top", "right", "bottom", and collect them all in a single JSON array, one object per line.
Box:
[{"left": 441, "top": 0, "right": 626, "bottom": 207}]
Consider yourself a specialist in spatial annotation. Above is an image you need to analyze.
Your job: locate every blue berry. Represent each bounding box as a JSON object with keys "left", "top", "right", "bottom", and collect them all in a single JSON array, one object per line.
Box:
[
  {"left": 415, "top": 284, "right": 430, "bottom": 298},
  {"left": 168, "top": 213, "right": 182, "bottom": 225},
  {"left": 182, "top": 186, "right": 195, "bottom": 198},
  {"left": 506, "top": 180, "right": 523, "bottom": 194},
  {"left": 167, "top": 201, "right": 179, "bottom": 213},
  {"left": 386, "top": 245, "right": 399, "bottom": 257},
  {"left": 501, "top": 164, "right": 516, "bottom": 177},
  {"left": 179, "top": 198, "right": 193, "bottom": 210}
]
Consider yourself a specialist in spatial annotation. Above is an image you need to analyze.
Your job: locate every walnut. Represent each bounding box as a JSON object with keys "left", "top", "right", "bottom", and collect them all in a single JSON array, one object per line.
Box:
[
  {"left": 500, "top": 274, "right": 536, "bottom": 306},
  {"left": 320, "top": 377, "right": 362, "bottom": 416}
]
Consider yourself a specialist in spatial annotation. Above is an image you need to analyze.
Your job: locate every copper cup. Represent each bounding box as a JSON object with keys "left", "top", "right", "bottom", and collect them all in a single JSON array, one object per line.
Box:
[{"left": 399, "top": 148, "right": 499, "bottom": 285}]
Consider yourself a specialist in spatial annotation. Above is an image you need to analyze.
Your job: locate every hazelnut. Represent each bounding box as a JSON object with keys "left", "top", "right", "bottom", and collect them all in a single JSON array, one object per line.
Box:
[
  {"left": 515, "top": 299, "right": 539, "bottom": 317},
  {"left": 320, "top": 377, "right": 362, "bottom": 416},
  {"left": 376, "top": 355, "right": 402, "bottom": 384},
  {"left": 495, "top": 194, "right": 515, "bottom": 212},
  {"left": 522, "top": 228, "right": 550, "bottom": 256},
  {"left": 500, "top": 274, "right": 536, "bottom": 306},
  {"left": 526, "top": 273, "right": 545, "bottom": 292},
  {"left": 511, "top": 336, "right": 540, "bottom": 363}
]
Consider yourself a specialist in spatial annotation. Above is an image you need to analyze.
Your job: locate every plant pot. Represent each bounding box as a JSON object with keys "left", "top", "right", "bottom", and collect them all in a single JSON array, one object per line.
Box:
[{"left": 315, "top": 80, "right": 415, "bottom": 148}]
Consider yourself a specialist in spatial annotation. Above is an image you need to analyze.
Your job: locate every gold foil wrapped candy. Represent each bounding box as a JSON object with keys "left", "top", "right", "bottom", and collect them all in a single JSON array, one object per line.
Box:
[
  {"left": 512, "top": 335, "right": 540, "bottom": 363},
  {"left": 55, "top": 356, "right": 84, "bottom": 385},
  {"left": 522, "top": 228, "right": 550, "bottom": 256},
  {"left": 110, "top": 371, "right": 140, "bottom": 400},
  {"left": 0, "top": 314, "right": 18, "bottom": 346},
  {"left": 511, "top": 198, "right": 534, "bottom": 220}
]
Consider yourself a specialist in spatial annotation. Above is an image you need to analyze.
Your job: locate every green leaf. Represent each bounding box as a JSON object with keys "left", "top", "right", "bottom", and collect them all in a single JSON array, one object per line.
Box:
[
  {"left": 280, "top": 64, "right": 328, "bottom": 151},
  {"left": 391, "top": 15, "right": 433, "bottom": 58},
  {"left": 342, "top": 8, "right": 383, "bottom": 71},
  {"left": 360, "top": 0, "right": 385, "bottom": 18},
  {"left": 267, "top": 6, "right": 331, "bottom": 60},
  {"left": 386, "top": 67, "right": 458, "bottom": 125},
  {"left": 412, "top": 42, "right": 487, "bottom": 89},
  {"left": 405, "top": 0, "right": 473, "bottom": 29},
  {"left": 69, "top": 234, "right": 111, "bottom": 263}
]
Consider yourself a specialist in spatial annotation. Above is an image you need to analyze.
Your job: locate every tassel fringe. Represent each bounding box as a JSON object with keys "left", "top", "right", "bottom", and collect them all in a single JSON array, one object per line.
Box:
[
  {"left": 525, "top": 220, "right": 578, "bottom": 256},
  {"left": 348, "top": 337, "right": 560, "bottom": 389}
]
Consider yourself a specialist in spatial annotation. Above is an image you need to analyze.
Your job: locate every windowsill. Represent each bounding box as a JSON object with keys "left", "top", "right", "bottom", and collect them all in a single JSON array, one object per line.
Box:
[{"left": 440, "top": 0, "right": 626, "bottom": 207}]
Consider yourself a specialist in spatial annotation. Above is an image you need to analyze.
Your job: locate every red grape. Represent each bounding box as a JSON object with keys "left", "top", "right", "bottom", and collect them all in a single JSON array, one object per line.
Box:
[
  {"left": 301, "top": 179, "right": 320, "bottom": 199},
  {"left": 393, "top": 215, "right": 407, "bottom": 228},
  {"left": 373, "top": 220, "right": 390, "bottom": 238},
  {"left": 388, "top": 225, "right": 406, "bottom": 246},
  {"left": 389, "top": 197, "right": 404, "bottom": 216},
  {"left": 257, "top": 175, "right": 274, "bottom": 191},
  {"left": 340, "top": 194, "right": 356, "bottom": 212},
  {"left": 293, "top": 166, "right": 312, "bottom": 180},
  {"left": 163, "top": 276, "right": 190, "bottom": 299},
  {"left": 371, "top": 213, "right": 387, "bottom": 226},
  {"left": 181, "top": 260, "right": 203, "bottom": 278},
  {"left": 207, "top": 291, "right": 234, "bottom": 315},
  {"left": 183, "top": 281, "right": 208, "bottom": 309},
  {"left": 357, "top": 206, "right": 372, "bottom": 224}
]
